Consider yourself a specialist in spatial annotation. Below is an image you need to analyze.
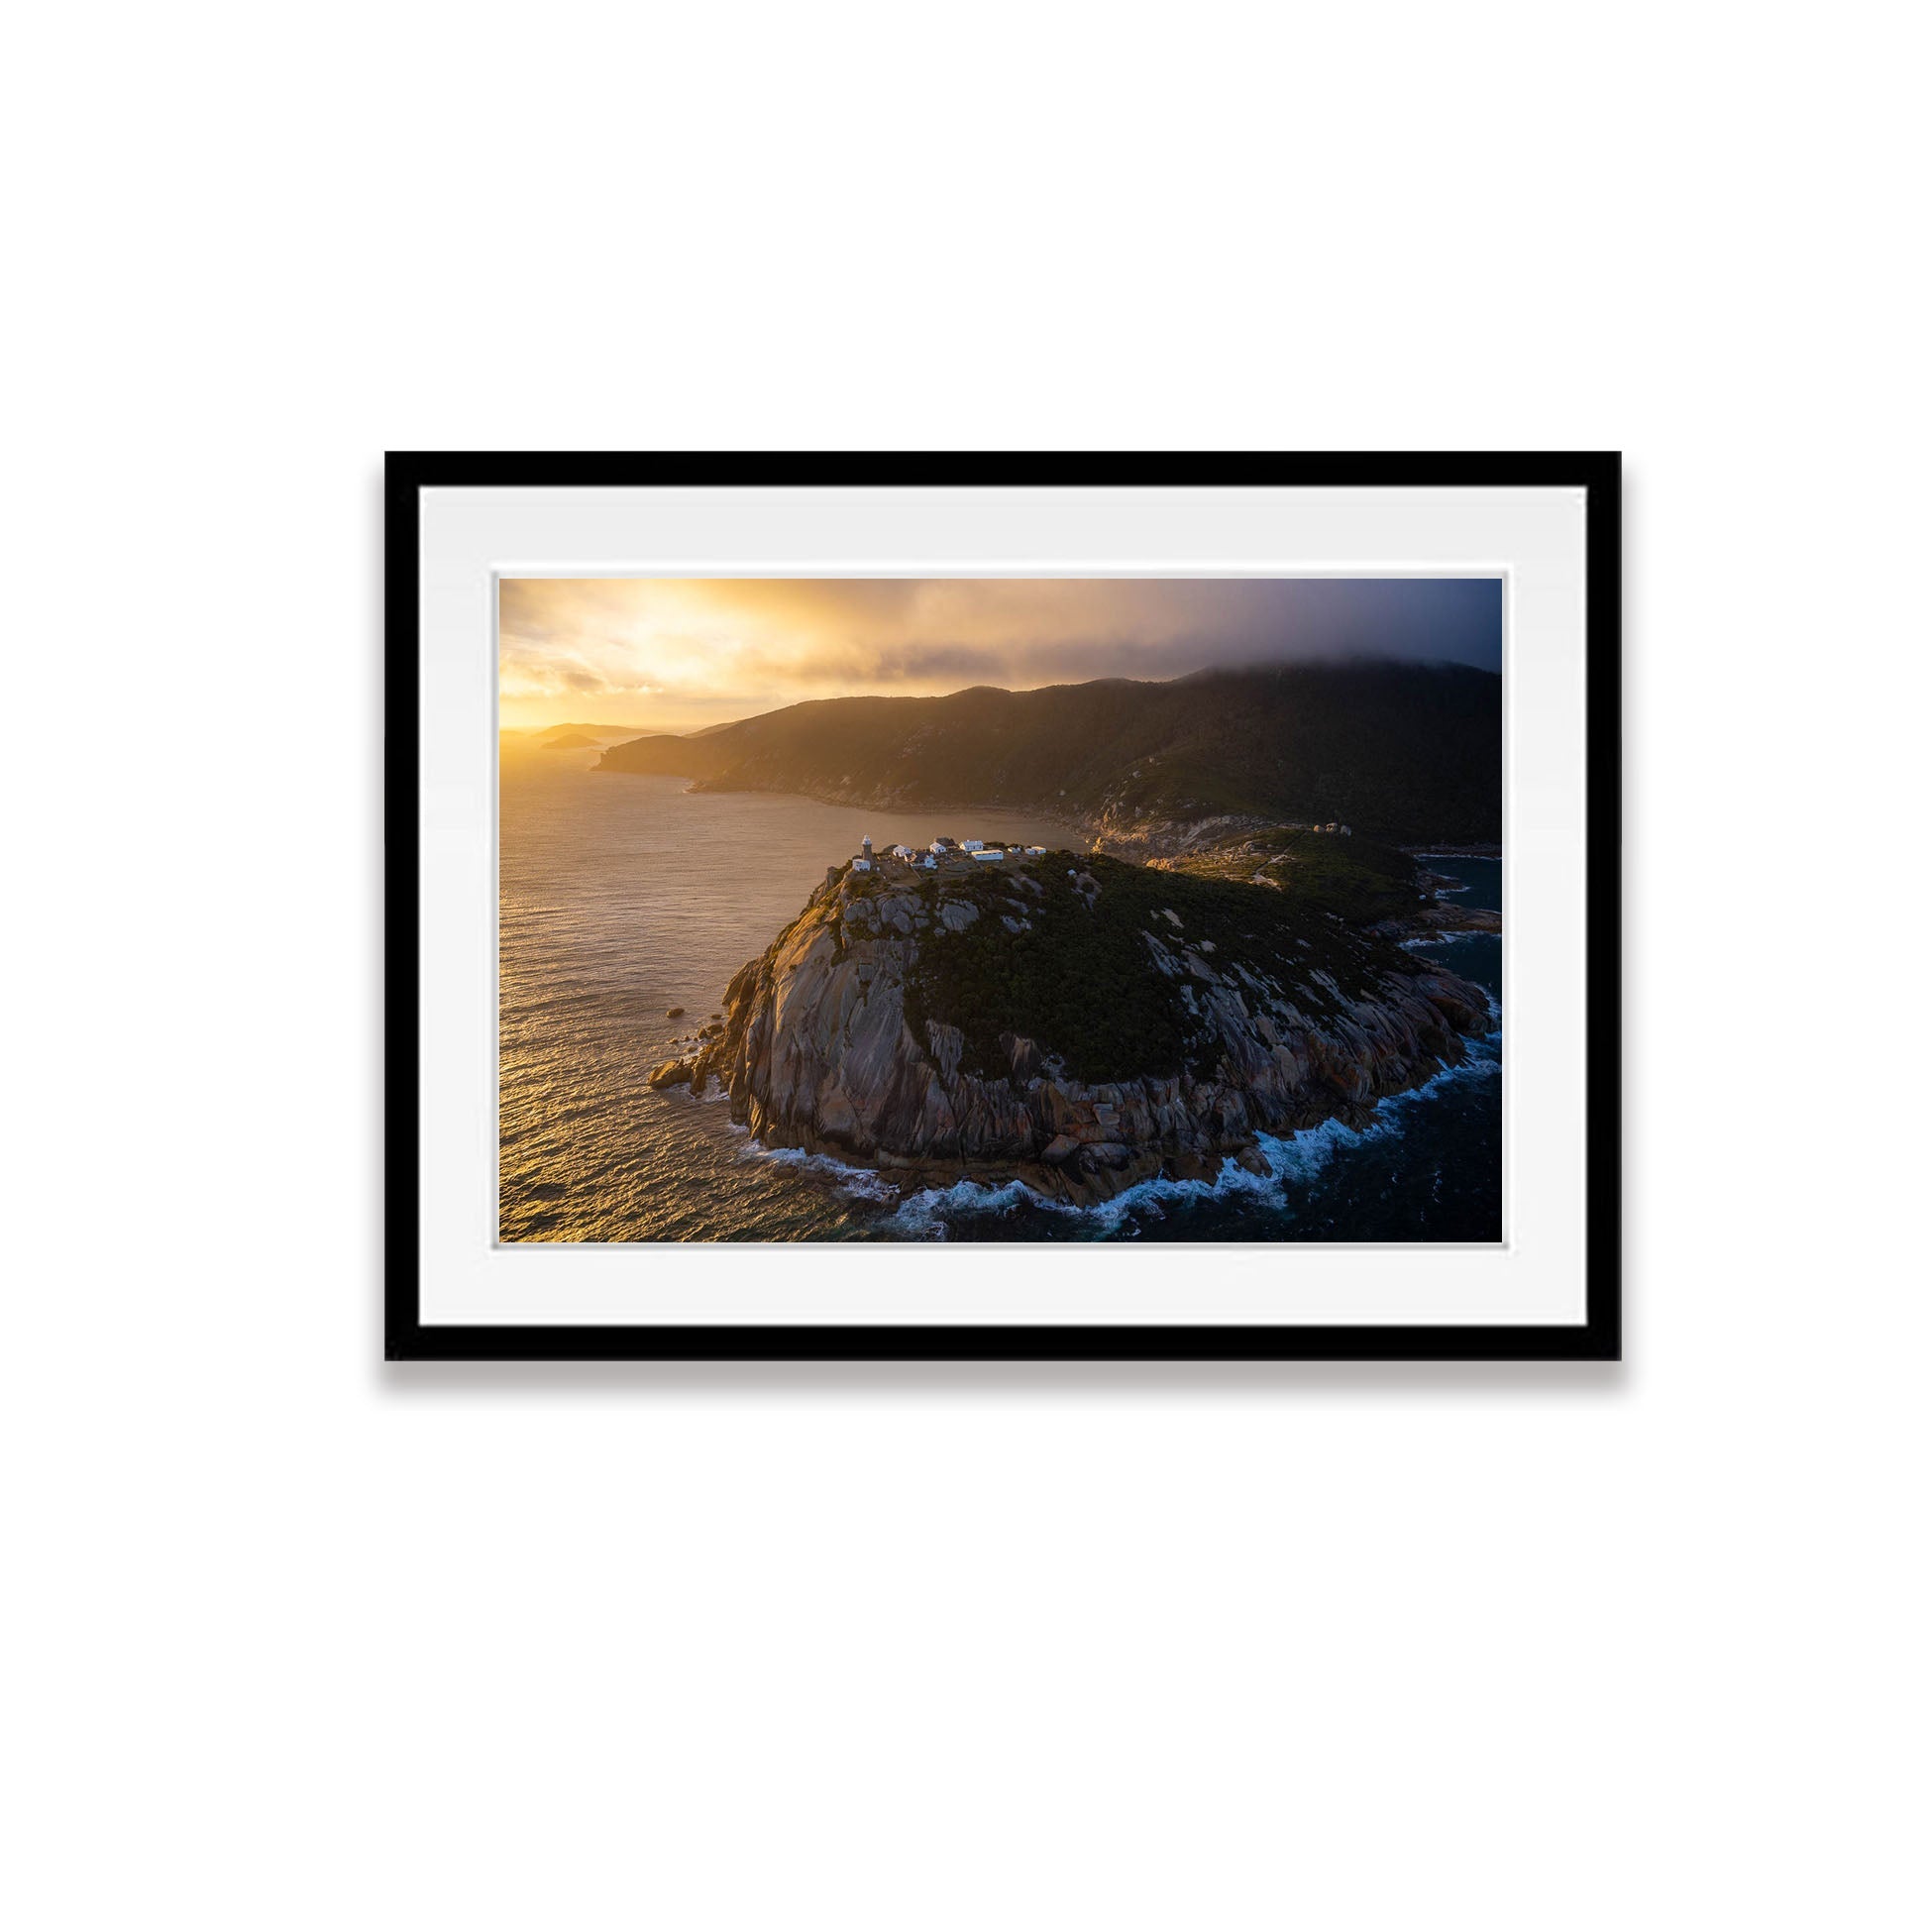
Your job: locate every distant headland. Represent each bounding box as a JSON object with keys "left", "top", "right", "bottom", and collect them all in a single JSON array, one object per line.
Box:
[{"left": 594, "top": 662, "right": 1502, "bottom": 851}]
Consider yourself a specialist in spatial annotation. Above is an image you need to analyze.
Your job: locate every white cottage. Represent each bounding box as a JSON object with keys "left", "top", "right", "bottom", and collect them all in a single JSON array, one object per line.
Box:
[{"left": 961, "top": 839, "right": 985, "bottom": 852}]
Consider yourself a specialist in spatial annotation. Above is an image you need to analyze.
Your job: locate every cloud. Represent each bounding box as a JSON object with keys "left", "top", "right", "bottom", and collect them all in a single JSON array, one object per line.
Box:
[{"left": 497, "top": 576, "right": 1501, "bottom": 729}]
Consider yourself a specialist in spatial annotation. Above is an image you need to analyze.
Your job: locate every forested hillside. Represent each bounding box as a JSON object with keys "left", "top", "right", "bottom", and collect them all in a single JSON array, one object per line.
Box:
[{"left": 595, "top": 663, "right": 1500, "bottom": 844}]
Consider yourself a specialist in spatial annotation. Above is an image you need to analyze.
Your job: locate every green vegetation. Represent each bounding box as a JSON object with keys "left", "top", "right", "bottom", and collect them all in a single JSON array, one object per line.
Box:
[
  {"left": 596, "top": 663, "right": 1502, "bottom": 845},
  {"left": 1153, "top": 828, "right": 1427, "bottom": 922},
  {"left": 899, "top": 855, "right": 1417, "bottom": 1085}
]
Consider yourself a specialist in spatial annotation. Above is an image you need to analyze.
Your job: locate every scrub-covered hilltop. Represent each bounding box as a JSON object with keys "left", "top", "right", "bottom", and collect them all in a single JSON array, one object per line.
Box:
[
  {"left": 658, "top": 848, "right": 1493, "bottom": 1206},
  {"left": 1145, "top": 825, "right": 1503, "bottom": 940}
]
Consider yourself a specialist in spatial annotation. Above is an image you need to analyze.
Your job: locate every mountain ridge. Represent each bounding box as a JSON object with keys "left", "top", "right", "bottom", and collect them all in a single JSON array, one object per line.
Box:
[{"left": 594, "top": 661, "right": 1500, "bottom": 845}]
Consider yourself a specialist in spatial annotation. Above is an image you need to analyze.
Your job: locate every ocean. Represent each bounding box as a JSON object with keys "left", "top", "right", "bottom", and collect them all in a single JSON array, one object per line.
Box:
[{"left": 499, "top": 754, "right": 1502, "bottom": 1243}]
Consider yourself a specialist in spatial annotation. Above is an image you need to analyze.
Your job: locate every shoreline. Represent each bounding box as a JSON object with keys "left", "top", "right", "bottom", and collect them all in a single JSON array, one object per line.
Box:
[
  {"left": 645, "top": 770, "right": 1097, "bottom": 849},
  {"left": 600, "top": 766, "right": 1502, "bottom": 864}
]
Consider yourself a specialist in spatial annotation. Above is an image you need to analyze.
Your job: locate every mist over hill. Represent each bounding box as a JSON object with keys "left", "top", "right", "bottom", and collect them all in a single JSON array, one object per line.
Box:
[{"left": 594, "top": 662, "right": 1500, "bottom": 845}]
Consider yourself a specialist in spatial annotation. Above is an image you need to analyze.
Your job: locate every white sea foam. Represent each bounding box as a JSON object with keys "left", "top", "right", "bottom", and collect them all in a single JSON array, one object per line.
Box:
[
  {"left": 879, "top": 1051, "right": 1507, "bottom": 1237},
  {"left": 728, "top": 1021, "right": 1502, "bottom": 1238},
  {"left": 734, "top": 1139, "right": 901, "bottom": 1202},
  {"left": 719, "top": 1039, "right": 1502, "bottom": 1242},
  {"left": 887, "top": 1175, "right": 1070, "bottom": 1240}
]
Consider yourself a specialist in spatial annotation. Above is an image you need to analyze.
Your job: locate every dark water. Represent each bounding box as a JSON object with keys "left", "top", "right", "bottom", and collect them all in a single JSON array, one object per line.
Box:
[{"left": 500, "top": 757, "right": 1501, "bottom": 1242}]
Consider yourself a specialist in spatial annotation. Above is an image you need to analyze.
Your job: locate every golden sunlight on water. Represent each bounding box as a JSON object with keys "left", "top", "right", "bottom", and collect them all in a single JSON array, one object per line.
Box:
[{"left": 498, "top": 759, "right": 1075, "bottom": 1241}]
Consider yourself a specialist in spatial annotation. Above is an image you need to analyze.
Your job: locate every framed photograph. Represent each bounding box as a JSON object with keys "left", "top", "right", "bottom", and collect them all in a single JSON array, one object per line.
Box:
[{"left": 387, "top": 453, "right": 1619, "bottom": 1360}]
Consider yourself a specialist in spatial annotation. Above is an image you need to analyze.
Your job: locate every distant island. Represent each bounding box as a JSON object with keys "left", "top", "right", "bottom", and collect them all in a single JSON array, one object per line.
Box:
[
  {"left": 501, "top": 721, "right": 658, "bottom": 758},
  {"left": 650, "top": 834, "right": 1495, "bottom": 1206},
  {"left": 594, "top": 662, "right": 1502, "bottom": 851}
]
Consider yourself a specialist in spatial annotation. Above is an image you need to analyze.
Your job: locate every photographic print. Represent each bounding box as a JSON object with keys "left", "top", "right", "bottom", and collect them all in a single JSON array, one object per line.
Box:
[
  {"left": 499, "top": 575, "right": 1504, "bottom": 1245},
  {"left": 390, "top": 453, "right": 1617, "bottom": 1359}
]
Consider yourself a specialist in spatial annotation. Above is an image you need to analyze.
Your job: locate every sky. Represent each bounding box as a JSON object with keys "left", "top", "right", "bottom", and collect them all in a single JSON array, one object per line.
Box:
[{"left": 498, "top": 577, "right": 1502, "bottom": 733}]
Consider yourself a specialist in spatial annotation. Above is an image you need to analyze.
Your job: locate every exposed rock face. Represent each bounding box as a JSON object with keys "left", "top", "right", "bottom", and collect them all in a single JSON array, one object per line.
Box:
[
  {"left": 1376, "top": 903, "right": 1503, "bottom": 940},
  {"left": 696, "top": 861, "right": 1496, "bottom": 1207}
]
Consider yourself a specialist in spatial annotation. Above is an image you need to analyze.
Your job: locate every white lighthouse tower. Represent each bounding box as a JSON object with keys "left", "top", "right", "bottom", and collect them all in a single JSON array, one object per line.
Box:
[{"left": 861, "top": 833, "right": 873, "bottom": 863}]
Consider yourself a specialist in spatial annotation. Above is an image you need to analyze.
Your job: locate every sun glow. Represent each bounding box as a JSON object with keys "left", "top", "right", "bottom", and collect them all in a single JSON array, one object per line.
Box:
[{"left": 497, "top": 576, "right": 1505, "bottom": 734}]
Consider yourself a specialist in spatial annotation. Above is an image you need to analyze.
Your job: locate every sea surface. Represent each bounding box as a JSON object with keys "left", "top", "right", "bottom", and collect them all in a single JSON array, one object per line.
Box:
[{"left": 500, "top": 755, "right": 1502, "bottom": 1242}]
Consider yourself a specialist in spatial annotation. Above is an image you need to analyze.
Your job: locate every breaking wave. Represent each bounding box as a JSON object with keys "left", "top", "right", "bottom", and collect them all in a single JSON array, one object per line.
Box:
[
  {"left": 880, "top": 1040, "right": 1502, "bottom": 1238},
  {"left": 733, "top": 1138, "right": 902, "bottom": 1202}
]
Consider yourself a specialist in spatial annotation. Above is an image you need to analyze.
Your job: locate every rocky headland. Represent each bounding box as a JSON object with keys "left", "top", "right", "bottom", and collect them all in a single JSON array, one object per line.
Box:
[{"left": 652, "top": 848, "right": 1495, "bottom": 1208}]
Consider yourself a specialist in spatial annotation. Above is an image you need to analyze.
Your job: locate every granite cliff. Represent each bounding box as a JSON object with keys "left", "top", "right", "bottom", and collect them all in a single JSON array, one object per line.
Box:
[{"left": 656, "top": 851, "right": 1494, "bottom": 1207}]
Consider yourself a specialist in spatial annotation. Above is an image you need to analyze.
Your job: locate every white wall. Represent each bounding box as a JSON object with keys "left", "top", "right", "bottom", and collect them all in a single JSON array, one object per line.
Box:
[{"left": 5, "top": 5, "right": 1922, "bottom": 1928}]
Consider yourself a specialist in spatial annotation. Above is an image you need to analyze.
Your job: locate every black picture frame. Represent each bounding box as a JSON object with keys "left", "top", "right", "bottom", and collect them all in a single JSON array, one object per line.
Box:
[{"left": 385, "top": 452, "right": 1620, "bottom": 1362}]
